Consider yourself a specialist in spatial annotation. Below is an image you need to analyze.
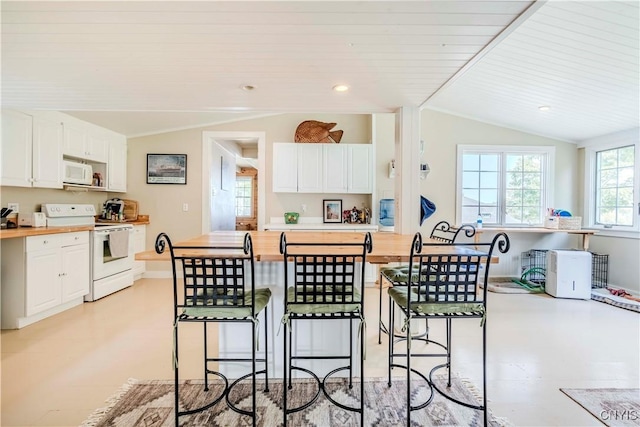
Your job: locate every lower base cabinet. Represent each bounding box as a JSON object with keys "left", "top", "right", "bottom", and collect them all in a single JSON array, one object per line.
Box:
[{"left": 1, "top": 232, "right": 90, "bottom": 329}]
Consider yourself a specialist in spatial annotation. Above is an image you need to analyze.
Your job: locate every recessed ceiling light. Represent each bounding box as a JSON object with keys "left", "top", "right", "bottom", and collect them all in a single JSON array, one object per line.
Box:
[
  {"left": 241, "top": 84, "right": 256, "bottom": 91},
  {"left": 538, "top": 105, "right": 551, "bottom": 112},
  {"left": 333, "top": 84, "right": 349, "bottom": 92}
]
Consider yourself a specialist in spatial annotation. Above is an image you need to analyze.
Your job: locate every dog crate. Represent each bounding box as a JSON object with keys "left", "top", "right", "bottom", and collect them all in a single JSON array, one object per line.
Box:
[
  {"left": 520, "top": 249, "right": 549, "bottom": 285},
  {"left": 590, "top": 252, "right": 609, "bottom": 288}
]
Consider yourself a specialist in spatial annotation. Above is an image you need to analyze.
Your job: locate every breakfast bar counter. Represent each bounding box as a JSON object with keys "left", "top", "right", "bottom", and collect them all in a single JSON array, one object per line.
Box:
[{"left": 136, "top": 230, "right": 476, "bottom": 264}]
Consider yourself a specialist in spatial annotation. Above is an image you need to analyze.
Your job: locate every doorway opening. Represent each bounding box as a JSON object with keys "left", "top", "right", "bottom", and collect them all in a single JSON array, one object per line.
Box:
[{"left": 201, "top": 131, "right": 266, "bottom": 233}]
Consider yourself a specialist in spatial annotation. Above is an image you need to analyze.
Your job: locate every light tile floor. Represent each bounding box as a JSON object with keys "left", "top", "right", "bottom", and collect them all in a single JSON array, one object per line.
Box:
[{"left": 2, "top": 278, "right": 639, "bottom": 426}]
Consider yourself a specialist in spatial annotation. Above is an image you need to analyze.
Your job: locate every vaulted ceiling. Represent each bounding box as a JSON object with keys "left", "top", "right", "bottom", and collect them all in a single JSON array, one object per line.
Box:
[{"left": 2, "top": 1, "right": 638, "bottom": 142}]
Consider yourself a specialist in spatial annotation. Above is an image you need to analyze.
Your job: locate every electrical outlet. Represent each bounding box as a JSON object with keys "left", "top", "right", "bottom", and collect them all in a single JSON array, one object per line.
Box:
[
  {"left": 7, "top": 203, "right": 19, "bottom": 213},
  {"left": 301, "top": 204, "right": 307, "bottom": 213},
  {"left": 182, "top": 203, "right": 189, "bottom": 212}
]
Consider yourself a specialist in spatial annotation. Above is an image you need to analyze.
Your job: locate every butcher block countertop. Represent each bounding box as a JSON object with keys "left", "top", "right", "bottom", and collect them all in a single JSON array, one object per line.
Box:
[
  {"left": 0, "top": 215, "right": 150, "bottom": 240},
  {"left": 137, "top": 230, "right": 499, "bottom": 264},
  {"left": 0, "top": 225, "right": 95, "bottom": 239}
]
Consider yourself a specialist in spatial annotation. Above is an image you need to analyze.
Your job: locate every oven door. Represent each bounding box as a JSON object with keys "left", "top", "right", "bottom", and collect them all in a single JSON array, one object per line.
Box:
[{"left": 93, "top": 227, "right": 134, "bottom": 280}]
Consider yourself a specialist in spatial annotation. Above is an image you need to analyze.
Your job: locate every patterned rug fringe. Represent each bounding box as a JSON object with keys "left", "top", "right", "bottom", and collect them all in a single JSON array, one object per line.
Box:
[
  {"left": 81, "top": 375, "right": 514, "bottom": 427},
  {"left": 456, "top": 374, "right": 514, "bottom": 427},
  {"left": 80, "top": 378, "right": 139, "bottom": 427}
]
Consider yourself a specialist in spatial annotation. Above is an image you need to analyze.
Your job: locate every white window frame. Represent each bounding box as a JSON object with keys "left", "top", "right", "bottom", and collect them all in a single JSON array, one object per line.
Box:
[
  {"left": 583, "top": 137, "right": 640, "bottom": 236},
  {"left": 456, "top": 145, "right": 555, "bottom": 227},
  {"left": 235, "top": 175, "right": 254, "bottom": 218}
]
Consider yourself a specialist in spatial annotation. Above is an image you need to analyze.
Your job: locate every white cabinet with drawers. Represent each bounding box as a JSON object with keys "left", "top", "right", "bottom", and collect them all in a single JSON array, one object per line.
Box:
[{"left": 1, "top": 231, "right": 90, "bottom": 329}]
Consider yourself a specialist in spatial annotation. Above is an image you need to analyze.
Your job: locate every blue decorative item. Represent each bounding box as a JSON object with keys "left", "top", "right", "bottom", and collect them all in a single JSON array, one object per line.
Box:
[
  {"left": 379, "top": 199, "right": 394, "bottom": 227},
  {"left": 420, "top": 196, "right": 436, "bottom": 225}
]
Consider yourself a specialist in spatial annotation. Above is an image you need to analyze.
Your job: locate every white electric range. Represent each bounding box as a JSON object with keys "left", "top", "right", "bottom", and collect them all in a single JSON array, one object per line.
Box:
[{"left": 42, "top": 204, "right": 134, "bottom": 301}]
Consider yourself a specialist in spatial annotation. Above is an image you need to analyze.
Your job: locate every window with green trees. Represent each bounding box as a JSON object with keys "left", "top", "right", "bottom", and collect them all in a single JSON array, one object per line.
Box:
[{"left": 457, "top": 145, "right": 554, "bottom": 226}]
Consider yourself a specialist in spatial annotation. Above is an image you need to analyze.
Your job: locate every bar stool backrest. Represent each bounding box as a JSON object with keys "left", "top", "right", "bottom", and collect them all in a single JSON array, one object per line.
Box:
[
  {"left": 429, "top": 220, "right": 476, "bottom": 243},
  {"left": 280, "top": 232, "right": 373, "bottom": 307},
  {"left": 409, "top": 231, "right": 510, "bottom": 305},
  {"left": 155, "top": 232, "right": 257, "bottom": 318}
]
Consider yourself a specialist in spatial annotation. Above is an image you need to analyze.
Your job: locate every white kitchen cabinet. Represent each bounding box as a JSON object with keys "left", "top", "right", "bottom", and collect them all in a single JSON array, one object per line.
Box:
[
  {"left": 1, "top": 231, "right": 90, "bottom": 329},
  {"left": 60, "top": 233, "right": 91, "bottom": 301},
  {"left": 1, "top": 110, "right": 63, "bottom": 189},
  {"left": 297, "top": 144, "right": 323, "bottom": 193},
  {"left": 272, "top": 143, "right": 298, "bottom": 192},
  {"left": 272, "top": 142, "right": 372, "bottom": 194},
  {"left": 132, "top": 225, "right": 146, "bottom": 280},
  {"left": 107, "top": 133, "right": 127, "bottom": 192},
  {"left": 63, "top": 118, "right": 108, "bottom": 163},
  {"left": 347, "top": 144, "right": 373, "bottom": 193},
  {"left": 323, "top": 144, "right": 348, "bottom": 192},
  {"left": 25, "top": 238, "right": 61, "bottom": 316}
]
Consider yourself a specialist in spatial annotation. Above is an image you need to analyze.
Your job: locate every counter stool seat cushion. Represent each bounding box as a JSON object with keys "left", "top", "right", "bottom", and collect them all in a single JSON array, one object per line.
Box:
[
  {"left": 286, "top": 286, "right": 361, "bottom": 314},
  {"left": 183, "top": 287, "right": 272, "bottom": 318},
  {"left": 388, "top": 286, "right": 485, "bottom": 316},
  {"left": 380, "top": 265, "right": 420, "bottom": 283}
]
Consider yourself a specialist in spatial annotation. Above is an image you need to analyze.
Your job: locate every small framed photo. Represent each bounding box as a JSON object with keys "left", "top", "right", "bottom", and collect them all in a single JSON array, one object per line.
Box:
[
  {"left": 323, "top": 199, "right": 342, "bottom": 223},
  {"left": 147, "top": 154, "right": 187, "bottom": 185}
]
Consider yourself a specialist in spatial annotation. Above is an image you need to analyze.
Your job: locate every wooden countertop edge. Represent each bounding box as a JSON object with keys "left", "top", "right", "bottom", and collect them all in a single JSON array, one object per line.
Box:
[
  {"left": 0, "top": 225, "right": 95, "bottom": 239},
  {"left": 0, "top": 219, "right": 150, "bottom": 240},
  {"left": 460, "top": 227, "right": 597, "bottom": 235}
]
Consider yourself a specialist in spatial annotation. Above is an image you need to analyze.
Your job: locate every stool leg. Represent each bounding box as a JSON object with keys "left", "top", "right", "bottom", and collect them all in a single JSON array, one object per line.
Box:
[
  {"left": 360, "top": 311, "right": 365, "bottom": 426},
  {"left": 283, "top": 317, "right": 288, "bottom": 427},
  {"left": 378, "top": 274, "right": 384, "bottom": 344},
  {"left": 483, "top": 317, "right": 488, "bottom": 426},
  {"left": 406, "top": 315, "right": 411, "bottom": 427},
  {"left": 174, "top": 321, "right": 180, "bottom": 427},
  {"left": 203, "top": 322, "right": 209, "bottom": 391},
  {"left": 387, "top": 298, "right": 393, "bottom": 387},
  {"left": 264, "top": 306, "right": 269, "bottom": 392},
  {"left": 349, "top": 318, "right": 354, "bottom": 388},
  {"left": 447, "top": 318, "right": 452, "bottom": 387},
  {"left": 252, "top": 316, "right": 257, "bottom": 427}
]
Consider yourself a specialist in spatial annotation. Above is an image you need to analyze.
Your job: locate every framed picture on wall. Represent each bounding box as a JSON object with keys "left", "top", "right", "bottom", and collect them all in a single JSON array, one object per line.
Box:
[
  {"left": 323, "top": 199, "right": 342, "bottom": 223},
  {"left": 147, "top": 154, "right": 187, "bottom": 184}
]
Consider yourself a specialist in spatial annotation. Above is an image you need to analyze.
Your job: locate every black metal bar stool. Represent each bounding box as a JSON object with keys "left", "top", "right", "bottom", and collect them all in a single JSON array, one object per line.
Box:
[
  {"left": 280, "top": 231, "right": 372, "bottom": 426},
  {"left": 377, "top": 221, "right": 476, "bottom": 344},
  {"left": 155, "top": 232, "right": 272, "bottom": 427},
  {"left": 387, "top": 231, "right": 509, "bottom": 426}
]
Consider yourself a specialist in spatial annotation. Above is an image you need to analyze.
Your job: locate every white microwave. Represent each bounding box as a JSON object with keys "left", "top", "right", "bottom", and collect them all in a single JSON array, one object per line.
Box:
[{"left": 63, "top": 160, "right": 93, "bottom": 185}]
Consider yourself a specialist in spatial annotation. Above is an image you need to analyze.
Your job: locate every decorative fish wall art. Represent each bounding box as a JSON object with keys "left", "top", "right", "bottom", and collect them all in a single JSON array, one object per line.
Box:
[{"left": 294, "top": 120, "right": 344, "bottom": 143}]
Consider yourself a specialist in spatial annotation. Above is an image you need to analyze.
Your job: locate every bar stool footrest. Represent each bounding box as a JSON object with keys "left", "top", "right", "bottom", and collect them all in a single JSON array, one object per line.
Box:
[
  {"left": 429, "top": 364, "right": 484, "bottom": 411},
  {"left": 388, "top": 363, "right": 435, "bottom": 411}
]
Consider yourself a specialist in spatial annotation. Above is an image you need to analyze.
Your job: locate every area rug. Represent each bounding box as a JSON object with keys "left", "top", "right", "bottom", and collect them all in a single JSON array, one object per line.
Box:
[
  {"left": 82, "top": 375, "right": 512, "bottom": 427},
  {"left": 592, "top": 288, "right": 640, "bottom": 313},
  {"left": 560, "top": 388, "right": 640, "bottom": 426}
]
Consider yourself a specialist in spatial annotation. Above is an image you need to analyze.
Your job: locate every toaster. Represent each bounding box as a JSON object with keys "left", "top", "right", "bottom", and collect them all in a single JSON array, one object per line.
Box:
[{"left": 19, "top": 212, "right": 47, "bottom": 227}]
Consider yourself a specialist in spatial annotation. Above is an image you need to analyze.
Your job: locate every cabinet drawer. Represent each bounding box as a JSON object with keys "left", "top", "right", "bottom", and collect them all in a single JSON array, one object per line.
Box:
[
  {"left": 61, "top": 231, "right": 89, "bottom": 246},
  {"left": 26, "top": 234, "right": 62, "bottom": 252}
]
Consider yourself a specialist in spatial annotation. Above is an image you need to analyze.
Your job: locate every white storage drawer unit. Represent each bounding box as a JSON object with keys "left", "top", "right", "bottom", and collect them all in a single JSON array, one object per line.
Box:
[{"left": 545, "top": 250, "right": 592, "bottom": 300}]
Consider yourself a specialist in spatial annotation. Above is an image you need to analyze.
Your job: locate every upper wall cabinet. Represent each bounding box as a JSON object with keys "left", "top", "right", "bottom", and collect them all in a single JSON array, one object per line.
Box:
[
  {"left": 107, "top": 133, "right": 127, "bottom": 192},
  {"left": 297, "top": 144, "right": 324, "bottom": 193},
  {"left": 1, "top": 110, "right": 63, "bottom": 189},
  {"left": 63, "top": 118, "right": 108, "bottom": 163},
  {"left": 272, "top": 142, "right": 372, "bottom": 194},
  {"left": 347, "top": 144, "right": 373, "bottom": 194},
  {"left": 272, "top": 143, "right": 298, "bottom": 192}
]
